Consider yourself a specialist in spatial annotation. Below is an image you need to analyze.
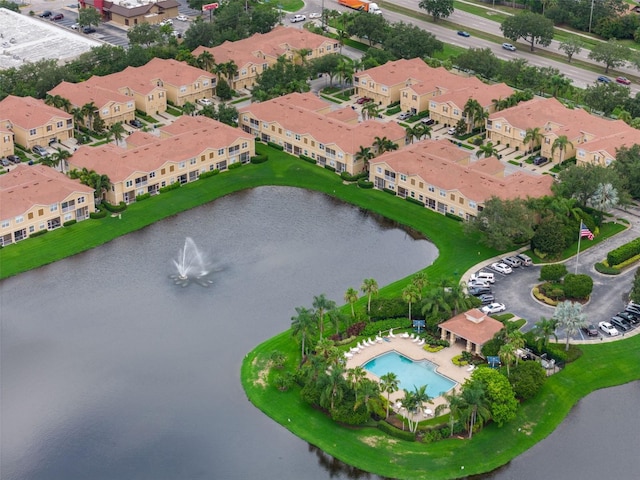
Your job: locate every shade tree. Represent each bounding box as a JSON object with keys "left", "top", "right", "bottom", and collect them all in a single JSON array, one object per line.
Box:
[
  {"left": 418, "top": 0, "right": 454, "bottom": 22},
  {"left": 500, "top": 12, "right": 554, "bottom": 52}
]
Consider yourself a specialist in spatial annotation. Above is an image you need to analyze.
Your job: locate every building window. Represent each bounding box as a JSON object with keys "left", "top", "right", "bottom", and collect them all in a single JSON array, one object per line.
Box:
[
  {"left": 440, "top": 190, "right": 446, "bottom": 197},
  {"left": 57, "top": 121, "right": 63, "bottom": 128},
  {"left": 218, "top": 148, "right": 224, "bottom": 155},
  {"left": 428, "top": 186, "right": 435, "bottom": 192},
  {"left": 46, "top": 125, "right": 52, "bottom": 132},
  {"left": 78, "top": 196, "right": 85, "bottom": 204},
  {"left": 102, "top": 109, "right": 109, "bottom": 115},
  {"left": 191, "top": 158, "right": 197, "bottom": 165},
  {"left": 180, "top": 86, "right": 187, "bottom": 93},
  {"left": 29, "top": 129, "right": 36, "bottom": 136},
  {"left": 469, "top": 201, "right": 477, "bottom": 209},
  {"left": 150, "top": 171, "right": 156, "bottom": 178},
  {"left": 179, "top": 161, "right": 186, "bottom": 169},
  {"left": 1, "top": 220, "right": 8, "bottom": 228},
  {"left": 50, "top": 204, "right": 58, "bottom": 212},
  {"left": 126, "top": 180, "right": 133, "bottom": 187},
  {"left": 453, "top": 109, "right": 459, "bottom": 116},
  {"left": 400, "top": 174, "right": 407, "bottom": 181},
  {"left": 15, "top": 215, "right": 24, "bottom": 224},
  {"left": 241, "top": 142, "right": 248, "bottom": 149}
]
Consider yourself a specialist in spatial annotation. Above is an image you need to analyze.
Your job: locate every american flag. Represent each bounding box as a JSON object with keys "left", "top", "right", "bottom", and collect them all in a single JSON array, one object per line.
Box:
[{"left": 580, "top": 222, "right": 594, "bottom": 240}]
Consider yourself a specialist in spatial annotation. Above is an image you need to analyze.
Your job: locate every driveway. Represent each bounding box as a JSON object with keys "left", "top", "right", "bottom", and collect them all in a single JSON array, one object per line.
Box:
[{"left": 465, "top": 208, "right": 640, "bottom": 343}]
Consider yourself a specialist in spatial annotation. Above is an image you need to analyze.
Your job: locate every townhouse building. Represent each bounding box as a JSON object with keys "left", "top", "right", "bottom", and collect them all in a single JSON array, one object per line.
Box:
[
  {"left": 0, "top": 125, "right": 14, "bottom": 158},
  {"left": 487, "top": 97, "right": 640, "bottom": 163},
  {"left": 0, "top": 95, "right": 74, "bottom": 149},
  {"left": 0, "top": 164, "right": 95, "bottom": 246},
  {"left": 239, "top": 92, "right": 406, "bottom": 175},
  {"left": 369, "top": 139, "right": 553, "bottom": 220},
  {"left": 79, "top": 0, "right": 179, "bottom": 27},
  {"left": 68, "top": 116, "right": 254, "bottom": 204},
  {"left": 192, "top": 26, "right": 339, "bottom": 91}
]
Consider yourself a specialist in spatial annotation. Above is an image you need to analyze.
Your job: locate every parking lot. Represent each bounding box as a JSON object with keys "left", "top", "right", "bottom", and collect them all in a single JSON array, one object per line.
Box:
[{"left": 463, "top": 214, "right": 640, "bottom": 344}]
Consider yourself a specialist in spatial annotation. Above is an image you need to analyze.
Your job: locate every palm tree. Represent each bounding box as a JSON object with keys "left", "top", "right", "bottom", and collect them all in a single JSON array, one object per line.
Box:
[
  {"left": 80, "top": 102, "right": 97, "bottom": 131},
  {"left": 71, "top": 107, "right": 84, "bottom": 137},
  {"left": 291, "top": 306, "right": 317, "bottom": 359},
  {"left": 435, "top": 389, "right": 464, "bottom": 437},
  {"left": 446, "top": 282, "right": 475, "bottom": 316},
  {"left": 354, "top": 146, "right": 374, "bottom": 172},
  {"left": 91, "top": 172, "right": 111, "bottom": 204},
  {"left": 49, "top": 148, "right": 71, "bottom": 173},
  {"left": 420, "top": 288, "right": 452, "bottom": 323},
  {"left": 347, "top": 365, "right": 367, "bottom": 394},
  {"left": 499, "top": 342, "right": 516, "bottom": 376},
  {"left": 460, "top": 381, "right": 491, "bottom": 439},
  {"left": 361, "top": 278, "right": 378, "bottom": 314},
  {"left": 344, "top": 287, "right": 359, "bottom": 318},
  {"left": 533, "top": 316, "right": 558, "bottom": 350},
  {"left": 551, "top": 135, "right": 573, "bottom": 163},
  {"left": 354, "top": 379, "right": 381, "bottom": 414},
  {"left": 477, "top": 142, "right": 499, "bottom": 159},
  {"left": 523, "top": 126, "right": 543, "bottom": 154},
  {"left": 463, "top": 98, "right": 483, "bottom": 133},
  {"left": 320, "top": 364, "right": 346, "bottom": 411},
  {"left": 416, "top": 123, "right": 432, "bottom": 140},
  {"left": 589, "top": 183, "right": 619, "bottom": 216},
  {"left": 405, "top": 125, "right": 421, "bottom": 144},
  {"left": 313, "top": 294, "right": 336, "bottom": 337},
  {"left": 372, "top": 136, "right": 397, "bottom": 155},
  {"left": 402, "top": 284, "right": 421, "bottom": 321},
  {"left": 507, "top": 330, "right": 525, "bottom": 366},
  {"left": 183, "top": 102, "right": 197, "bottom": 116},
  {"left": 379, "top": 372, "right": 399, "bottom": 419},
  {"left": 196, "top": 50, "right": 216, "bottom": 72},
  {"left": 553, "top": 300, "right": 587, "bottom": 351},
  {"left": 411, "top": 272, "right": 429, "bottom": 293},
  {"left": 110, "top": 122, "right": 126, "bottom": 146},
  {"left": 362, "top": 101, "right": 380, "bottom": 121}
]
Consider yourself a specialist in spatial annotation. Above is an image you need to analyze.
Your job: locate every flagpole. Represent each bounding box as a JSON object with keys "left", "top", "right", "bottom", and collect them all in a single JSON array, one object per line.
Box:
[{"left": 575, "top": 226, "right": 582, "bottom": 274}]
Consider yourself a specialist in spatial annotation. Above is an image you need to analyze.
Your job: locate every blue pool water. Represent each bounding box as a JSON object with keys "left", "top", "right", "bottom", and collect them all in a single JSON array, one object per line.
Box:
[{"left": 364, "top": 351, "right": 456, "bottom": 397}]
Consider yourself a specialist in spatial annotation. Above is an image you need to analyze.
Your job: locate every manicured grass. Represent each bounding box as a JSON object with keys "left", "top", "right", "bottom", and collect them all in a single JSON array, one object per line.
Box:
[
  {"left": 277, "top": 0, "right": 304, "bottom": 12},
  {"left": 243, "top": 309, "right": 640, "bottom": 480}
]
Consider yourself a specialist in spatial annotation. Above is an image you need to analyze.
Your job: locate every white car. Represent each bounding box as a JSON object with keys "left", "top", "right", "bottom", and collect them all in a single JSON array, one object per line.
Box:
[
  {"left": 599, "top": 321, "right": 620, "bottom": 336},
  {"left": 176, "top": 15, "right": 188, "bottom": 21},
  {"left": 70, "top": 23, "right": 79, "bottom": 30},
  {"left": 290, "top": 14, "right": 306, "bottom": 23},
  {"left": 491, "top": 262, "right": 513, "bottom": 274},
  {"left": 447, "top": 127, "right": 456, "bottom": 135},
  {"left": 197, "top": 98, "right": 213, "bottom": 106},
  {"left": 468, "top": 278, "right": 490, "bottom": 288},
  {"left": 481, "top": 303, "right": 506, "bottom": 314},
  {"left": 502, "top": 43, "right": 516, "bottom": 51},
  {"left": 160, "top": 18, "right": 173, "bottom": 26},
  {"left": 309, "top": 12, "right": 321, "bottom": 19}
]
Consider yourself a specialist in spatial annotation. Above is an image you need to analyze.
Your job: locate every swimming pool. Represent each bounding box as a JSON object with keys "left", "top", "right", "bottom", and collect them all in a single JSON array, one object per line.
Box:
[{"left": 364, "top": 351, "right": 456, "bottom": 397}]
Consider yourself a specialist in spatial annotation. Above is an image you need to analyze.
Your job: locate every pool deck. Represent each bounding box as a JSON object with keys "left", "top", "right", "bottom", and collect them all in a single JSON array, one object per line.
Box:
[{"left": 345, "top": 335, "right": 473, "bottom": 420}]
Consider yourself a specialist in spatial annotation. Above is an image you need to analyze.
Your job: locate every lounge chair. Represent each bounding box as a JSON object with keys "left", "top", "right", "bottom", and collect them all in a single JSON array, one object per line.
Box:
[
  {"left": 375, "top": 336, "right": 383, "bottom": 343},
  {"left": 417, "top": 338, "right": 425, "bottom": 346},
  {"left": 410, "top": 333, "right": 416, "bottom": 340},
  {"left": 401, "top": 332, "right": 410, "bottom": 339},
  {"left": 389, "top": 328, "right": 395, "bottom": 338},
  {"left": 467, "top": 364, "right": 476, "bottom": 372},
  {"left": 412, "top": 335, "right": 420, "bottom": 343},
  {"left": 369, "top": 337, "right": 375, "bottom": 345},
  {"left": 344, "top": 352, "right": 353, "bottom": 359}
]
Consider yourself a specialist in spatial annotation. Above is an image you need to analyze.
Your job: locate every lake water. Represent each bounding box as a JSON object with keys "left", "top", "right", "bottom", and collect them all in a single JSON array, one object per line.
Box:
[{"left": 2, "top": 186, "right": 638, "bottom": 480}]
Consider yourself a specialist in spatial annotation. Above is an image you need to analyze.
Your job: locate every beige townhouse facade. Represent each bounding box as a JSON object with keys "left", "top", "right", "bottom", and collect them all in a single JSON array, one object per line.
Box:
[
  {"left": 239, "top": 92, "right": 406, "bottom": 175},
  {"left": 192, "top": 26, "right": 340, "bottom": 91},
  {"left": 68, "top": 116, "right": 254, "bottom": 204},
  {"left": 0, "top": 95, "right": 74, "bottom": 149},
  {"left": 0, "top": 164, "right": 95, "bottom": 246},
  {"left": 369, "top": 139, "right": 553, "bottom": 220},
  {"left": 0, "top": 125, "right": 14, "bottom": 158}
]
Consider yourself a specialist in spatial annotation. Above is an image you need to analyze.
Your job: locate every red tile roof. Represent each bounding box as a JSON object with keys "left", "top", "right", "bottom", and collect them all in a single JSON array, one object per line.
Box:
[
  {"left": 0, "top": 95, "right": 71, "bottom": 129},
  {"left": 439, "top": 309, "right": 504, "bottom": 346}
]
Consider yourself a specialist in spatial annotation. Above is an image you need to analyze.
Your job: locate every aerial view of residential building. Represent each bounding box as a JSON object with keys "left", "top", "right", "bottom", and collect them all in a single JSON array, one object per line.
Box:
[
  {"left": 79, "top": 0, "right": 180, "bottom": 27},
  {"left": 192, "top": 26, "right": 340, "bottom": 90},
  {"left": 68, "top": 115, "right": 254, "bottom": 204},
  {"left": 369, "top": 139, "right": 553, "bottom": 219},
  {"left": 0, "top": 95, "right": 74, "bottom": 150},
  {"left": 0, "top": 164, "right": 95, "bottom": 246},
  {"left": 239, "top": 92, "right": 406, "bottom": 175}
]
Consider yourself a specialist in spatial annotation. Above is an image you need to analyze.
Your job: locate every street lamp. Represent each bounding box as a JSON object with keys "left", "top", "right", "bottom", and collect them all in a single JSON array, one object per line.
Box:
[{"left": 588, "top": 0, "right": 595, "bottom": 33}]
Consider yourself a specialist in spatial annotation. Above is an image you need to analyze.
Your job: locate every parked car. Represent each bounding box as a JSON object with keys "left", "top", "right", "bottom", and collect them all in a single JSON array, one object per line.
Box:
[
  {"left": 533, "top": 155, "right": 548, "bottom": 166},
  {"left": 457, "top": 31, "right": 470, "bottom": 37},
  {"left": 597, "top": 75, "right": 611, "bottom": 83},
  {"left": 582, "top": 324, "right": 598, "bottom": 336},
  {"left": 1, "top": 158, "right": 10, "bottom": 167},
  {"left": 599, "top": 321, "right": 619, "bottom": 336},
  {"left": 468, "top": 286, "right": 492, "bottom": 296},
  {"left": 616, "top": 76, "right": 631, "bottom": 85},
  {"left": 624, "top": 304, "right": 640, "bottom": 317},
  {"left": 616, "top": 311, "right": 638, "bottom": 325},
  {"left": 502, "top": 43, "right": 516, "bottom": 51},
  {"left": 516, "top": 253, "right": 532, "bottom": 266},
  {"left": 470, "top": 270, "right": 495, "bottom": 284},
  {"left": 468, "top": 278, "right": 491, "bottom": 288},
  {"left": 356, "top": 97, "right": 372, "bottom": 105},
  {"left": 610, "top": 316, "right": 631, "bottom": 332},
  {"left": 71, "top": 23, "right": 79, "bottom": 30},
  {"left": 52, "top": 13, "right": 64, "bottom": 21},
  {"left": 502, "top": 257, "right": 521, "bottom": 268},
  {"left": 309, "top": 12, "right": 322, "bottom": 19},
  {"left": 447, "top": 127, "right": 457, "bottom": 135},
  {"left": 83, "top": 26, "right": 96, "bottom": 34},
  {"left": 39, "top": 10, "right": 52, "bottom": 18},
  {"left": 421, "top": 117, "right": 435, "bottom": 126},
  {"left": 7, "top": 154, "right": 20, "bottom": 164},
  {"left": 478, "top": 294, "right": 495, "bottom": 305},
  {"left": 176, "top": 15, "right": 189, "bottom": 21},
  {"left": 481, "top": 302, "right": 506, "bottom": 314},
  {"left": 290, "top": 14, "right": 306, "bottom": 23},
  {"left": 197, "top": 98, "right": 213, "bottom": 106},
  {"left": 490, "top": 262, "right": 512, "bottom": 274},
  {"left": 160, "top": 18, "right": 173, "bottom": 26},
  {"left": 398, "top": 112, "right": 412, "bottom": 121},
  {"left": 31, "top": 145, "right": 49, "bottom": 157},
  {"left": 129, "top": 118, "right": 143, "bottom": 128}
]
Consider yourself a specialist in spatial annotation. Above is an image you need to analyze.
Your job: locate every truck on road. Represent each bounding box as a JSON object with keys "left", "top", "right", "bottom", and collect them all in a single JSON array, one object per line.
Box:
[{"left": 338, "top": 0, "right": 382, "bottom": 14}]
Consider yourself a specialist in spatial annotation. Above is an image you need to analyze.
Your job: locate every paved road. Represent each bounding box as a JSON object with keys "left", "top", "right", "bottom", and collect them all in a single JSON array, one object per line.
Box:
[{"left": 466, "top": 207, "right": 640, "bottom": 343}]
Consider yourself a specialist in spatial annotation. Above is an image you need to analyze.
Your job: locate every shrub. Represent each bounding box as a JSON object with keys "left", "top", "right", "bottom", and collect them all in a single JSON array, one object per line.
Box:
[
  {"left": 267, "top": 141, "right": 283, "bottom": 150},
  {"left": 445, "top": 212, "right": 463, "bottom": 222},
  {"left": 563, "top": 273, "right": 593, "bottom": 299},
  {"left": 300, "top": 382, "right": 322, "bottom": 405},
  {"left": 159, "top": 183, "right": 181, "bottom": 194},
  {"left": 299, "top": 154, "right": 316, "bottom": 164},
  {"left": 358, "top": 179, "right": 374, "bottom": 189},
  {"left": 378, "top": 420, "right": 416, "bottom": 441},
  {"left": 272, "top": 374, "right": 293, "bottom": 391},
  {"left": 29, "top": 229, "right": 48, "bottom": 238},
  {"left": 362, "top": 318, "right": 411, "bottom": 336},
  {"left": 595, "top": 262, "right": 620, "bottom": 274},
  {"left": 539, "top": 263, "right": 567, "bottom": 281},
  {"left": 509, "top": 361, "right": 546, "bottom": 401},
  {"left": 324, "top": 165, "right": 336, "bottom": 172},
  {"left": 136, "top": 193, "right": 151, "bottom": 202},
  {"left": 63, "top": 220, "right": 77, "bottom": 227},
  {"left": 199, "top": 169, "right": 220, "bottom": 179},
  {"left": 331, "top": 402, "right": 371, "bottom": 425},
  {"left": 250, "top": 154, "right": 268, "bottom": 164},
  {"left": 228, "top": 162, "right": 242, "bottom": 170},
  {"left": 607, "top": 237, "right": 640, "bottom": 266},
  {"left": 386, "top": 106, "right": 401, "bottom": 115},
  {"left": 406, "top": 197, "right": 425, "bottom": 207},
  {"left": 347, "top": 322, "right": 367, "bottom": 337},
  {"left": 90, "top": 209, "right": 107, "bottom": 219},
  {"left": 101, "top": 201, "right": 128, "bottom": 213},
  {"left": 369, "top": 298, "right": 409, "bottom": 320},
  {"left": 382, "top": 187, "right": 396, "bottom": 195}
]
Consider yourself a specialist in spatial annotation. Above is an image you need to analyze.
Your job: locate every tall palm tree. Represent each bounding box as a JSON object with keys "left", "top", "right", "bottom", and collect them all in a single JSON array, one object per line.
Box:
[
  {"left": 347, "top": 366, "right": 367, "bottom": 402},
  {"left": 354, "top": 145, "right": 374, "bottom": 172},
  {"left": 477, "top": 141, "right": 499, "bottom": 159},
  {"left": 49, "top": 148, "right": 71, "bottom": 173},
  {"left": 416, "top": 123, "right": 432, "bottom": 140},
  {"left": 499, "top": 342, "right": 516, "bottom": 376},
  {"left": 533, "top": 316, "right": 558, "bottom": 350},
  {"left": 110, "top": 122, "right": 126, "bottom": 146},
  {"left": 411, "top": 272, "right": 429, "bottom": 293},
  {"left": 446, "top": 282, "right": 475, "bottom": 316},
  {"left": 551, "top": 135, "right": 573, "bottom": 163},
  {"left": 412, "top": 384, "right": 432, "bottom": 418},
  {"left": 523, "top": 126, "right": 543, "bottom": 154},
  {"left": 291, "top": 306, "right": 317, "bottom": 359},
  {"left": 463, "top": 98, "right": 483, "bottom": 133},
  {"left": 183, "top": 101, "right": 197, "bottom": 116},
  {"left": 320, "top": 364, "right": 346, "bottom": 411},
  {"left": 71, "top": 107, "right": 84, "bottom": 137},
  {"left": 553, "top": 300, "right": 587, "bottom": 351},
  {"left": 379, "top": 372, "right": 399, "bottom": 419},
  {"left": 361, "top": 278, "right": 378, "bottom": 314},
  {"left": 313, "top": 294, "right": 336, "bottom": 337},
  {"left": 80, "top": 101, "right": 97, "bottom": 131},
  {"left": 90, "top": 172, "right": 111, "bottom": 204},
  {"left": 402, "top": 284, "right": 421, "bottom": 321},
  {"left": 420, "top": 288, "right": 452, "bottom": 323},
  {"left": 354, "top": 379, "right": 381, "bottom": 414},
  {"left": 362, "top": 101, "right": 381, "bottom": 121},
  {"left": 460, "top": 381, "right": 491, "bottom": 439},
  {"left": 344, "top": 287, "right": 359, "bottom": 318},
  {"left": 372, "top": 136, "right": 397, "bottom": 155},
  {"left": 435, "top": 389, "right": 464, "bottom": 437},
  {"left": 196, "top": 50, "right": 216, "bottom": 72}
]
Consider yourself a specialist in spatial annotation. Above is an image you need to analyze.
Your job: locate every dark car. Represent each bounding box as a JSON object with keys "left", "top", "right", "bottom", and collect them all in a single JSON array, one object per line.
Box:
[
  {"left": 597, "top": 75, "right": 611, "bottom": 83},
  {"left": 610, "top": 316, "right": 631, "bottom": 332},
  {"left": 478, "top": 294, "right": 495, "bottom": 305},
  {"left": 582, "top": 324, "right": 598, "bottom": 337},
  {"left": 39, "top": 10, "right": 52, "bottom": 18},
  {"left": 533, "top": 155, "right": 548, "bottom": 166},
  {"left": 616, "top": 311, "right": 638, "bottom": 325},
  {"left": 7, "top": 154, "right": 20, "bottom": 164},
  {"left": 52, "top": 13, "right": 64, "bottom": 21},
  {"left": 356, "top": 97, "right": 372, "bottom": 105},
  {"left": 624, "top": 304, "right": 640, "bottom": 317},
  {"left": 83, "top": 26, "right": 97, "bottom": 34},
  {"left": 129, "top": 118, "right": 143, "bottom": 128},
  {"left": 468, "top": 286, "right": 492, "bottom": 296},
  {"left": 457, "top": 31, "right": 470, "bottom": 37}
]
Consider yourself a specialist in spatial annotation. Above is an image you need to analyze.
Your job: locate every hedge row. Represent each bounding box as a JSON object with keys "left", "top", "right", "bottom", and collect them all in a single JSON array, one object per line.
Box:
[
  {"left": 199, "top": 169, "right": 221, "bottom": 179},
  {"left": 159, "top": 182, "right": 181, "bottom": 194},
  {"left": 101, "top": 201, "right": 128, "bottom": 213},
  {"left": 607, "top": 237, "right": 640, "bottom": 266},
  {"left": 377, "top": 420, "right": 416, "bottom": 442}
]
